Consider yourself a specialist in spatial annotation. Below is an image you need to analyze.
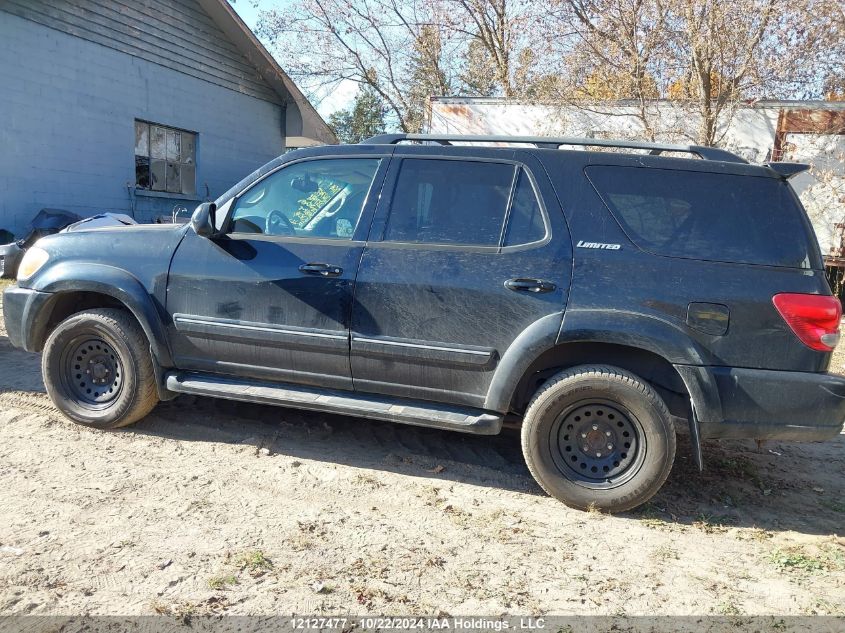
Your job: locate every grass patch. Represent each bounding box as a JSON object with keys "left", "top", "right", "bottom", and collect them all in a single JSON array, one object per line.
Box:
[
  {"left": 651, "top": 544, "right": 679, "bottom": 561},
  {"left": 235, "top": 550, "right": 273, "bottom": 573},
  {"left": 635, "top": 503, "right": 672, "bottom": 530},
  {"left": 693, "top": 513, "right": 732, "bottom": 534},
  {"left": 641, "top": 517, "right": 669, "bottom": 529},
  {"left": 768, "top": 545, "right": 845, "bottom": 574},
  {"left": 207, "top": 574, "right": 238, "bottom": 590},
  {"left": 717, "top": 599, "right": 742, "bottom": 616},
  {"left": 735, "top": 527, "right": 773, "bottom": 542}
]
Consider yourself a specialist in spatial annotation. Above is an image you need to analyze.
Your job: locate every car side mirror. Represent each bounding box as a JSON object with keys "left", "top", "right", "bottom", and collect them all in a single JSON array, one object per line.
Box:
[{"left": 191, "top": 202, "right": 217, "bottom": 237}]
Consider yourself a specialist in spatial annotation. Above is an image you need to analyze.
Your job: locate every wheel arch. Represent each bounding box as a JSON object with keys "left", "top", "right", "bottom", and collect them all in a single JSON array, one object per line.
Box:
[
  {"left": 26, "top": 262, "right": 173, "bottom": 368},
  {"left": 486, "top": 307, "right": 714, "bottom": 419},
  {"left": 506, "top": 341, "right": 693, "bottom": 421}
]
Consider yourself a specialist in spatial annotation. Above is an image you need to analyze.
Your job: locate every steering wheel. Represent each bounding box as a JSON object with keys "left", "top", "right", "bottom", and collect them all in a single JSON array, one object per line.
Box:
[{"left": 265, "top": 209, "right": 297, "bottom": 236}]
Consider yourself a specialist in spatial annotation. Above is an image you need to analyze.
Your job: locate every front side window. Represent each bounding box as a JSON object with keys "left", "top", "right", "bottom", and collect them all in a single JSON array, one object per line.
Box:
[
  {"left": 135, "top": 120, "right": 196, "bottom": 195},
  {"left": 384, "top": 159, "right": 547, "bottom": 247},
  {"left": 229, "top": 158, "right": 381, "bottom": 239}
]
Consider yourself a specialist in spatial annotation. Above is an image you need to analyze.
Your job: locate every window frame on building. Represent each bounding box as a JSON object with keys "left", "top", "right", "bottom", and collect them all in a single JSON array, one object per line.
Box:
[{"left": 134, "top": 120, "right": 197, "bottom": 196}]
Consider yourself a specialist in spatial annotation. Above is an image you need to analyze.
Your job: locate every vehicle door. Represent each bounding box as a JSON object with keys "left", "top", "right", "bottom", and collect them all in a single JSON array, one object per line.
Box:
[
  {"left": 165, "top": 154, "right": 389, "bottom": 391},
  {"left": 350, "top": 149, "right": 572, "bottom": 408}
]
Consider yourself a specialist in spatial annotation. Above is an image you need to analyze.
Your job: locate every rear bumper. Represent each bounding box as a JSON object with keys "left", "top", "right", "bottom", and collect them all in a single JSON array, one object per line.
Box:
[
  {"left": 676, "top": 364, "right": 845, "bottom": 441},
  {"left": 2, "top": 285, "right": 53, "bottom": 352}
]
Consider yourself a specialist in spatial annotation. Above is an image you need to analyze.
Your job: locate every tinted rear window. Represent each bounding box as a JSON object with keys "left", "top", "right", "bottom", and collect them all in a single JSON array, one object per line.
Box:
[
  {"left": 385, "top": 159, "right": 514, "bottom": 246},
  {"left": 586, "top": 166, "right": 818, "bottom": 268}
]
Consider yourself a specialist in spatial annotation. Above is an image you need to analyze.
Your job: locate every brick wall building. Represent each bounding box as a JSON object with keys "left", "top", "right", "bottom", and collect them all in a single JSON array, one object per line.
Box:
[{"left": 0, "top": 0, "right": 334, "bottom": 235}]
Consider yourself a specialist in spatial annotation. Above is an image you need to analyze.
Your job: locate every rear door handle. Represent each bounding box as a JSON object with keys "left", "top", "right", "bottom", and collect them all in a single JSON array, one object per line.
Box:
[
  {"left": 505, "top": 278, "right": 556, "bottom": 293},
  {"left": 299, "top": 263, "right": 343, "bottom": 277}
]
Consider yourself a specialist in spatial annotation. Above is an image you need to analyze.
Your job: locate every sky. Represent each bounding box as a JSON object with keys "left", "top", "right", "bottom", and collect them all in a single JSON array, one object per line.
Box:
[{"left": 230, "top": 0, "right": 358, "bottom": 118}]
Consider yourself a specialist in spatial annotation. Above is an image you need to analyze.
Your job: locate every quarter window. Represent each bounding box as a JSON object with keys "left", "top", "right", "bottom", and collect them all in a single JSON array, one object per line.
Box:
[
  {"left": 135, "top": 120, "right": 196, "bottom": 195},
  {"left": 504, "top": 170, "right": 546, "bottom": 246},
  {"left": 229, "top": 158, "right": 381, "bottom": 239}
]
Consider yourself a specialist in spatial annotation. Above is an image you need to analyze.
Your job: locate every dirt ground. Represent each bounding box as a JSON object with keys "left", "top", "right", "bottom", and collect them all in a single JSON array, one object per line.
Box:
[{"left": 0, "top": 280, "right": 843, "bottom": 617}]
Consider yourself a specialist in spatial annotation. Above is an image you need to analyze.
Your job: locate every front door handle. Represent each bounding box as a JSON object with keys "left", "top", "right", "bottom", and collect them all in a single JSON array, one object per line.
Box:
[
  {"left": 299, "top": 263, "right": 343, "bottom": 277},
  {"left": 505, "top": 278, "right": 556, "bottom": 293}
]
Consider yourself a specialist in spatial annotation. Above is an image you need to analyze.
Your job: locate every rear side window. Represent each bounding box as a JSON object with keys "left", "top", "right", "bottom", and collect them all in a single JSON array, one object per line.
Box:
[
  {"left": 586, "top": 166, "right": 817, "bottom": 268},
  {"left": 385, "top": 159, "right": 514, "bottom": 246}
]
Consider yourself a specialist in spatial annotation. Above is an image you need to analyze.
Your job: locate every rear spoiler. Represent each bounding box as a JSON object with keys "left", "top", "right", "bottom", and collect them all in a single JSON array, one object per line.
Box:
[{"left": 765, "top": 162, "right": 810, "bottom": 179}]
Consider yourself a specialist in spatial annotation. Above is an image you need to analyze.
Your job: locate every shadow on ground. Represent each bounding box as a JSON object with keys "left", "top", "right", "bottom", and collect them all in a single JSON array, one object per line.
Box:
[
  {"left": 1, "top": 324, "right": 843, "bottom": 537},
  {"left": 135, "top": 391, "right": 845, "bottom": 537}
]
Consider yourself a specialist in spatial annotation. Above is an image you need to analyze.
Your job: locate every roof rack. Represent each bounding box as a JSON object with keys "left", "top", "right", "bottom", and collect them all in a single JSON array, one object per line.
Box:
[{"left": 361, "top": 133, "right": 748, "bottom": 164}]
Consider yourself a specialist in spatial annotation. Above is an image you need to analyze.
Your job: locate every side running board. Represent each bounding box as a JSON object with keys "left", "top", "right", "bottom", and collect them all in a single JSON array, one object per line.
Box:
[{"left": 165, "top": 372, "right": 503, "bottom": 435}]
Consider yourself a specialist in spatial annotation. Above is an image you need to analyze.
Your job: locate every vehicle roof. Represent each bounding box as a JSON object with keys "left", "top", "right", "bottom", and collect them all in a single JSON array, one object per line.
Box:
[{"left": 310, "top": 141, "right": 782, "bottom": 179}]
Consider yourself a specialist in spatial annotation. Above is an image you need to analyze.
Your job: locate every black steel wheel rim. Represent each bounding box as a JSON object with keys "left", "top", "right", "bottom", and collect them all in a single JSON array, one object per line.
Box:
[
  {"left": 549, "top": 399, "right": 645, "bottom": 489},
  {"left": 61, "top": 336, "right": 124, "bottom": 408}
]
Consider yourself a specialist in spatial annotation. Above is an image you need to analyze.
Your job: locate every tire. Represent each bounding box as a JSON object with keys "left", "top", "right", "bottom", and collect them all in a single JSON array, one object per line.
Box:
[
  {"left": 42, "top": 308, "right": 159, "bottom": 429},
  {"left": 521, "top": 365, "right": 676, "bottom": 513}
]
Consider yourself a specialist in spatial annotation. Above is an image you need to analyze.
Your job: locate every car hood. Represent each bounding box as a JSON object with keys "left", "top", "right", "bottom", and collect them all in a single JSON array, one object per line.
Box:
[{"left": 30, "top": 223, "right": 190, "bottom": 291}]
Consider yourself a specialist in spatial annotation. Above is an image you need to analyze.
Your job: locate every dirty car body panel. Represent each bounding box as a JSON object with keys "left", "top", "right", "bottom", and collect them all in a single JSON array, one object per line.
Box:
[{"left": 3, "top": 137, "right": 844, "bottom": 471}]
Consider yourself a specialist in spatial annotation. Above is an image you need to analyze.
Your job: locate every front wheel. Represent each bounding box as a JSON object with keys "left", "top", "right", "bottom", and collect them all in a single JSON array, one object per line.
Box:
[
  {"left": 521, "top": 365, "right": 676, "bottom": 513},
  {"left": 42, "top": 308, "right": 159, "bottom": 429}
]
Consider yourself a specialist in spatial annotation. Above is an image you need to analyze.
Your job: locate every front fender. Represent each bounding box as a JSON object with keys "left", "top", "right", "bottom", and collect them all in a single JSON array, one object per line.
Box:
[{"left": 28, "top": 261, "right": 173, "bottom": 367}]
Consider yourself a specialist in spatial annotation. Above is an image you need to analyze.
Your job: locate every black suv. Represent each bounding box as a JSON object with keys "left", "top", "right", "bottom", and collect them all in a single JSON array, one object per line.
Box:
[{"left": 4, "top": 134, "right": 844, "bottom": 512}]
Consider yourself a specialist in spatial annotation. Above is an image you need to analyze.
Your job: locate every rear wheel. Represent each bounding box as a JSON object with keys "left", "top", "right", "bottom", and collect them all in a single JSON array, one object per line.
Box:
[
  {"left": 42, "top": 308, "right": 159, "bottom": 429},
  {"left": 521, "top": 365, "right": 675, "bottom": 512}
]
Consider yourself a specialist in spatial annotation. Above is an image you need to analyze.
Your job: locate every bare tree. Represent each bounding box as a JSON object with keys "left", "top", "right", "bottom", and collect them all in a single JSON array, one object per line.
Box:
[
  {"left": 258, "top": 0, "right": 843, "bottom": 142},
  {"left": 446, "top": 0, "right": 520, "bottom": 97},
  {"left": 459, "top": 37, "right": 499, "bottom": 96},
  {"left": 539, "top": 0, "right": 844, "bottom": 146},
  {"left": 257, "top": 0, "right": 456, "bottom": 132},
  {"left": 664, "top": 0, "right": 776, "bottom": 146},
  {"left": 533, "top": 0, "right": 670, "bottom": 140},
  {"left": 258, "top": 0, "right": 541, "bottom": 128}
]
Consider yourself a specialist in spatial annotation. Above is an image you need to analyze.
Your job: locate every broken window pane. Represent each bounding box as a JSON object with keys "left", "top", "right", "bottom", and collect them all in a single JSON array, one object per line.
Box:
[
  {"left": 181, "top": 164, "right": 196, "bottom": 195},
  {"left": 166, "top": 162, "right": 182, "bottom": 193},
  {"left": 135, "top": 156, "right": 150, "bottom": 189},
  {"left": 150, "top": 126, "right": 166, "bottom": 159},
  {"left": 182, "top": 133, "right": 196, "bottom": 165},
  {"left": 151, "top": 159, "right": 166, "bottom": 191},
  {"left": 134, "top": 122, "right": 149, "bottom": 157},
  {"left": 135, "top": 120, "right": 197, "bottom": 195},
  {"left": 166, "top": 129, "right": 181, "bottom": 161}
]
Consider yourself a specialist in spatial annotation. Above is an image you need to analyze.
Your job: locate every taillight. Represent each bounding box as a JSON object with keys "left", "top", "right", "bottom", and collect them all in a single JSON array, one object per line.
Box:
[{"left": 772, "top": 293, "right": 842, "bottom": 352}]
